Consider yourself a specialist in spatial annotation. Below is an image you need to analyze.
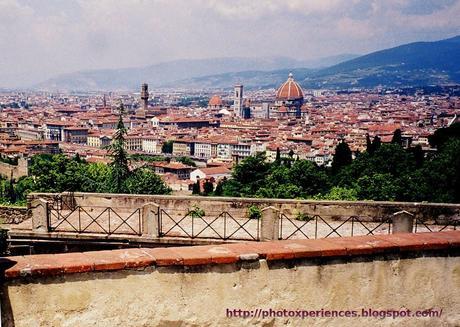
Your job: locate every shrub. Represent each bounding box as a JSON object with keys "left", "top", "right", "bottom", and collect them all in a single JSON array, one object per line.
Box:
[
  {"left": 247, "top": 205, "right": 262, "bottom": 220},
  {"left": 187, "top": 205, "right": 205, "bottom": 218}
]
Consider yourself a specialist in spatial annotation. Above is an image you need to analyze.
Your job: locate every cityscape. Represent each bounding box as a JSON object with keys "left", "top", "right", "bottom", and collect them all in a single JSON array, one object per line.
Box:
[{"left": 0, "top": 1, "right": 459, "bottom": 326}]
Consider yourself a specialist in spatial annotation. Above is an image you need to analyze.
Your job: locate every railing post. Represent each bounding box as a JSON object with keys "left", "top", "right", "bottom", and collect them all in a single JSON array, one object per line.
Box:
[
  {"left": 30, "top": 198, "right": 49, "bottom": 232},
  {"left": 142, "top": 203, "right": 160, "bottom": 237},
  {"left": 392, "top": 210, "right": 414, "bottom": 234},
  {"left": 260, "top": 206, "right": 280, "bottom": 241}
]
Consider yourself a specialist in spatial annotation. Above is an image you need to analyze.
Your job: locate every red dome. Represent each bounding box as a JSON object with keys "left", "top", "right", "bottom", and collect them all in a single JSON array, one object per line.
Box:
[
  {"left": 208, "top": 95, "right": 223, "bottom": 107},
  {"left": 276, "top": 73, "right": 304, "bottom": 101}
]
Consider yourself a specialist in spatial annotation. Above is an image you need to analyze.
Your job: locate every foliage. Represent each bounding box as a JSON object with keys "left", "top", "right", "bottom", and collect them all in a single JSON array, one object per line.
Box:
[
  {"left": 106, "top": 103, "right": 129, "bottom": 193},
  {"left": 192, "top": 181, "right": 200, "bottom": 195},
  {"left": 247, "top": 205, "right": 262, "bottom": 220},
  {"left": 187, "top": 205, "right": 205, "bottom": 218},
  {"left": 294, "top": 211, "right": 311, "bottom": 221},
  {"left": 428, "top": 122, "right": 460, "bottom": 148},
  {"left": 331, "top": 140, "right": 352, "bottom": 174},
  {"left": 0, "top": 156, "right": 18, "bottom": 166},
  {"left": 124, "top": 168, "right": 172, "bottom": 195},
  {"left": 391, "top": 129, "right": 403, "bottom": 146},
  {"left": 216, "top": 128, "right": 460, "bottom": 203},
  {"left": 315, "top": 187, "right": 358, "bottom": 201},
  {"left": 175, "top": 156, "right": 196, "bottom": 167},
  {"left": 202, "top": 180, "right": 214, "bottom": 196}
]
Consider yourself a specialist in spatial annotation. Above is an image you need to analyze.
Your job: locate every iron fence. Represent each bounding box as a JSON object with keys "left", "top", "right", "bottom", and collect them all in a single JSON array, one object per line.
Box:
[
  {"left": 159, "top": 209, "right": 259, "bottom": 241},
  {"left": 414, "top": 218, "right": 458, "bottom": 233},
  {"left": 279, "top": 214, "right": 392, "bottom": 240},
  {"left": 48, "top": 205, "right": 142, "bottom": 236}
]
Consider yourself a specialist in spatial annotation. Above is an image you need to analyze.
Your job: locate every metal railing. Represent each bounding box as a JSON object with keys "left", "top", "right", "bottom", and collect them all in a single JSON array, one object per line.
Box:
[
  {"left": 279, "top": 214, "right": 392, "bottom": 240},
  {"left": 48, "top": 205, "right": 142, "bottom": 236},
  {"left": 414, "top": 218, "right": 458, "bottom": 233},
  {"left": 159, "top": 209, "right": 259, "bottom": 241}
]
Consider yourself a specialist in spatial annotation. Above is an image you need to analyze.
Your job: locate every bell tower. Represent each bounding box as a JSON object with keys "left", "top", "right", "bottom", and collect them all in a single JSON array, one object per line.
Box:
[{"left": 233, "top": 84, "right": 243, "bottom": 117}]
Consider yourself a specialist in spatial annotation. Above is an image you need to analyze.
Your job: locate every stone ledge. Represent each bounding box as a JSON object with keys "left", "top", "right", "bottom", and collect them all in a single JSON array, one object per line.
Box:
[{"left": 1, "top": 231, "right": 459, "bottom": 280}]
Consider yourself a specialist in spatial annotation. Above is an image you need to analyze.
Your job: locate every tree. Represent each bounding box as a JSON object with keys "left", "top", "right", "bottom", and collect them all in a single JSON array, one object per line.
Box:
[
  {"left": 192, "top": 181, "right": 200, "bottom": 195},
  {"left": 428, "top": 122, "right": 460, "bottom": 149},
  {"left": 106, "top": 103, "right": 130, "bottom": 193},
  {"left": 289, "top": 160, "right": 330, "bottom": 197},
  {"left": 274, "top": 147, "right": 281, "bottom": 165},
  {"left": 372, "top": 135, "right": 381, "bottom": 152},
  {"left": 162, "top": 140, "right": 173, "bottom": 154},
  {"left": 366, "top": 133, "right": 373, "bottom": 154},
  {"left": 316, "top": 187, "right": 358, "bottom": 201},
  {"left": 331, "top": 140, "right": 352, "bottom": 174},
  {"left": 355, "top": 173, "right": 400, "bottom": 201},
  {"left": 214, "top": 178, "right": 225, "bottom": 196},
  {"left": 176, "top": 156, "right": 196, "bottom": 167},
  {"left": 124, "top": 168, "right": 171, "bottom": 195},
  {"left": 202, "top": 180, "right": 214, "bottom": 196},
  {"left": 391, "top": 129, "right": 403, "bottom": 146},
  {"left": 231, "top": 152, "right": 271, "bottom": 196}
]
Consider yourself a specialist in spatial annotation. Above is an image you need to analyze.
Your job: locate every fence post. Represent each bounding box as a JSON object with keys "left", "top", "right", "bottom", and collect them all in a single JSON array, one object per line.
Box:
[
  {"left": 30, "top": 198, "right": 49, "bottom": 232},
  {"left": 260, "top": 206, "right": 280, "bottom": 241},
  {"left": 142, "top": 203, "right": 160, "bottom": 237},
  {"left": 392, "top": 210, "right": 414, "bottom": 234}
]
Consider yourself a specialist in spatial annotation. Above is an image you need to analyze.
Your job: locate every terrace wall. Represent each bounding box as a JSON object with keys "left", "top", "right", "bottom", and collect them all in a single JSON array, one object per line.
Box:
[
  {"left": 1, "top": 231, "right": 459, "bottom": 326},
  {"left": 29, "top": 192, "right": 460, "bottom": 223}
]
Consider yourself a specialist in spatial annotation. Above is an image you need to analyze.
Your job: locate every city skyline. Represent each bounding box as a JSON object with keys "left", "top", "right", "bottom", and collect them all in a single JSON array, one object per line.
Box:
[{"left": 1, "top": 0, "right": 460, "bottom": 88}]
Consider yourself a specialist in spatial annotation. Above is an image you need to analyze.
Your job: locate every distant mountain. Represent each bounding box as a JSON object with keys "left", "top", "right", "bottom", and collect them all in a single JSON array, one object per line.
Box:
[
  {"left": 300, "top": 35, "right": 460, "bottom": 89},
  {"left": 170, "top": 35, "right": 460, "bottom": 90},
  {"left": 34, "top": 54, "right": 358, "bottom": 91}
]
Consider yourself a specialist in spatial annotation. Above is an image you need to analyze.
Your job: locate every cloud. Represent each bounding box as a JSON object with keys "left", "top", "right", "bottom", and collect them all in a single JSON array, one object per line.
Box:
[{"left": 0, "top": 0, "right": 459, "bottom": 87}]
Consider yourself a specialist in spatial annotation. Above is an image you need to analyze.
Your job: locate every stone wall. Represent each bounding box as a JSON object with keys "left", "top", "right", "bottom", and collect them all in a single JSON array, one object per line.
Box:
[
  {"left": 1, "top": 231, "right": 459, "bottom": 326},
  {"left": 0, "top": 159, "right": 28, "bottom": 180},
  {"left": 29, "top": 192, "right": 460, "bottom": 223},
  {"left": 0, "top": 206, "right": 29, "bottom": 224}
]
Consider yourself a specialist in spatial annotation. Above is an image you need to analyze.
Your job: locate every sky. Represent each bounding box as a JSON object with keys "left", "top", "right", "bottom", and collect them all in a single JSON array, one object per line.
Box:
[{"left": 1, "top": 0, "right": 460, "bottom": 87}]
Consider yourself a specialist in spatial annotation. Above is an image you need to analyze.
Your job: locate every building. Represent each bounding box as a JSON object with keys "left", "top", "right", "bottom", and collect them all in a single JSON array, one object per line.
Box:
[
  {"left": 208, "top": 95, "right": 223, "bottom": 110},
  {"left": 141, "top": 137, "right": 160, "bottom": 154},
  {"left": 190, "top": 166, "right": 231, "bottom": 183},
  {"left": 194, "top": 142, "right": 212, "bottom": 159},
  {"left": 63, "top": 127, "right": 88, "bottom": 144},
  {"left": 275, "top": 73, "right": 304, "bottom": 118},
  {"left": 233, "top": 85, "right": 243, "bottom": 117},
  {"left": 151, "top": 162, "right": 194, "bottom": 180}
]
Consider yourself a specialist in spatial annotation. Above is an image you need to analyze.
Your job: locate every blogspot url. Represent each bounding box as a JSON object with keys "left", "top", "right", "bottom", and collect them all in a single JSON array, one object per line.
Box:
[{"left": 226, "top": 308, "right": 443, "bottom": 319}]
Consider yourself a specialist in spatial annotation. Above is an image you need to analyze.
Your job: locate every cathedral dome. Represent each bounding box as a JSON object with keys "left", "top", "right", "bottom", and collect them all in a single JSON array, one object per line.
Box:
[
  {"left": 276, "top": 73, "right": 304, "bottom": 101},
  {"left": 208, "top": 95, "right": 223, "bottom": 107}
]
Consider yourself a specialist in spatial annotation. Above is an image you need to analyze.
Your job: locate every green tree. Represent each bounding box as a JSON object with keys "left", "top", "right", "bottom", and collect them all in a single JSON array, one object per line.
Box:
[
  {"left": 391, "top": 129, "right": 403, "bottom": 146},
  {"left": 355, "top": 173, "right": 400, "bottom": 201},
  {"left": 316, "top": 187, "right": 358, "bottom": 201},
  {"left": 214, "top": 178, "right": 225, "bottom": 196},
  {"left": 290, "top": 160, "right": 330, "bottom": 196},
  {"left": 231, "top": 152, "right": 271, "bottom": 196},
  {"left": 331, "top": 140, "right": 352, "bottom": 174},
  {"left": 124, "top": 168, "right": 171, "bottom": 195},
  {"left": 106, "top": 103, "right": 130, "bottom": 193},
  {"left": 176, "top": 156, "right": 196, "bottom": 167},
  {"left": 192, "top": 181, "right": 200, "bottom": 195},
  {"left": 428, "top": 122, "right": 460, "bottom": 149},
  {"left": 202, "top": 180, "right": 214, "bottom": 196},
  {"left": 274, "top": 147, "right": 281, "bottom": 165}
]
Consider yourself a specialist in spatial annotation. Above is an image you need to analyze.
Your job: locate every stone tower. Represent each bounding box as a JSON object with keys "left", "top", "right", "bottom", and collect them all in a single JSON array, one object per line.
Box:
[
  {"left": 233, "top": 84, "right": 243, "bottom": 117},
  {"left": 141, "top": 83, "right": 149, "bottom": 112}
]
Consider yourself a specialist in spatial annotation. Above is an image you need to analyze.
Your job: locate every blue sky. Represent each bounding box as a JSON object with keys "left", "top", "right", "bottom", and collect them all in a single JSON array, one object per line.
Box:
[{"left": 1, "top": 0, "right": 459, "bottom": 87}]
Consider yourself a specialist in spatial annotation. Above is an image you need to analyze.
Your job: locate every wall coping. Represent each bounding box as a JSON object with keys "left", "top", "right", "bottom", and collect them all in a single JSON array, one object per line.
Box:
[
  {"left": 28, "top": 192, "right": 460, "bottom": 209},
  {"left": 1, "top": 231, "right": 459, "bottom": 280},
  {"left": 0, "top": 205, "right": 27, "bottom": 210}
]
